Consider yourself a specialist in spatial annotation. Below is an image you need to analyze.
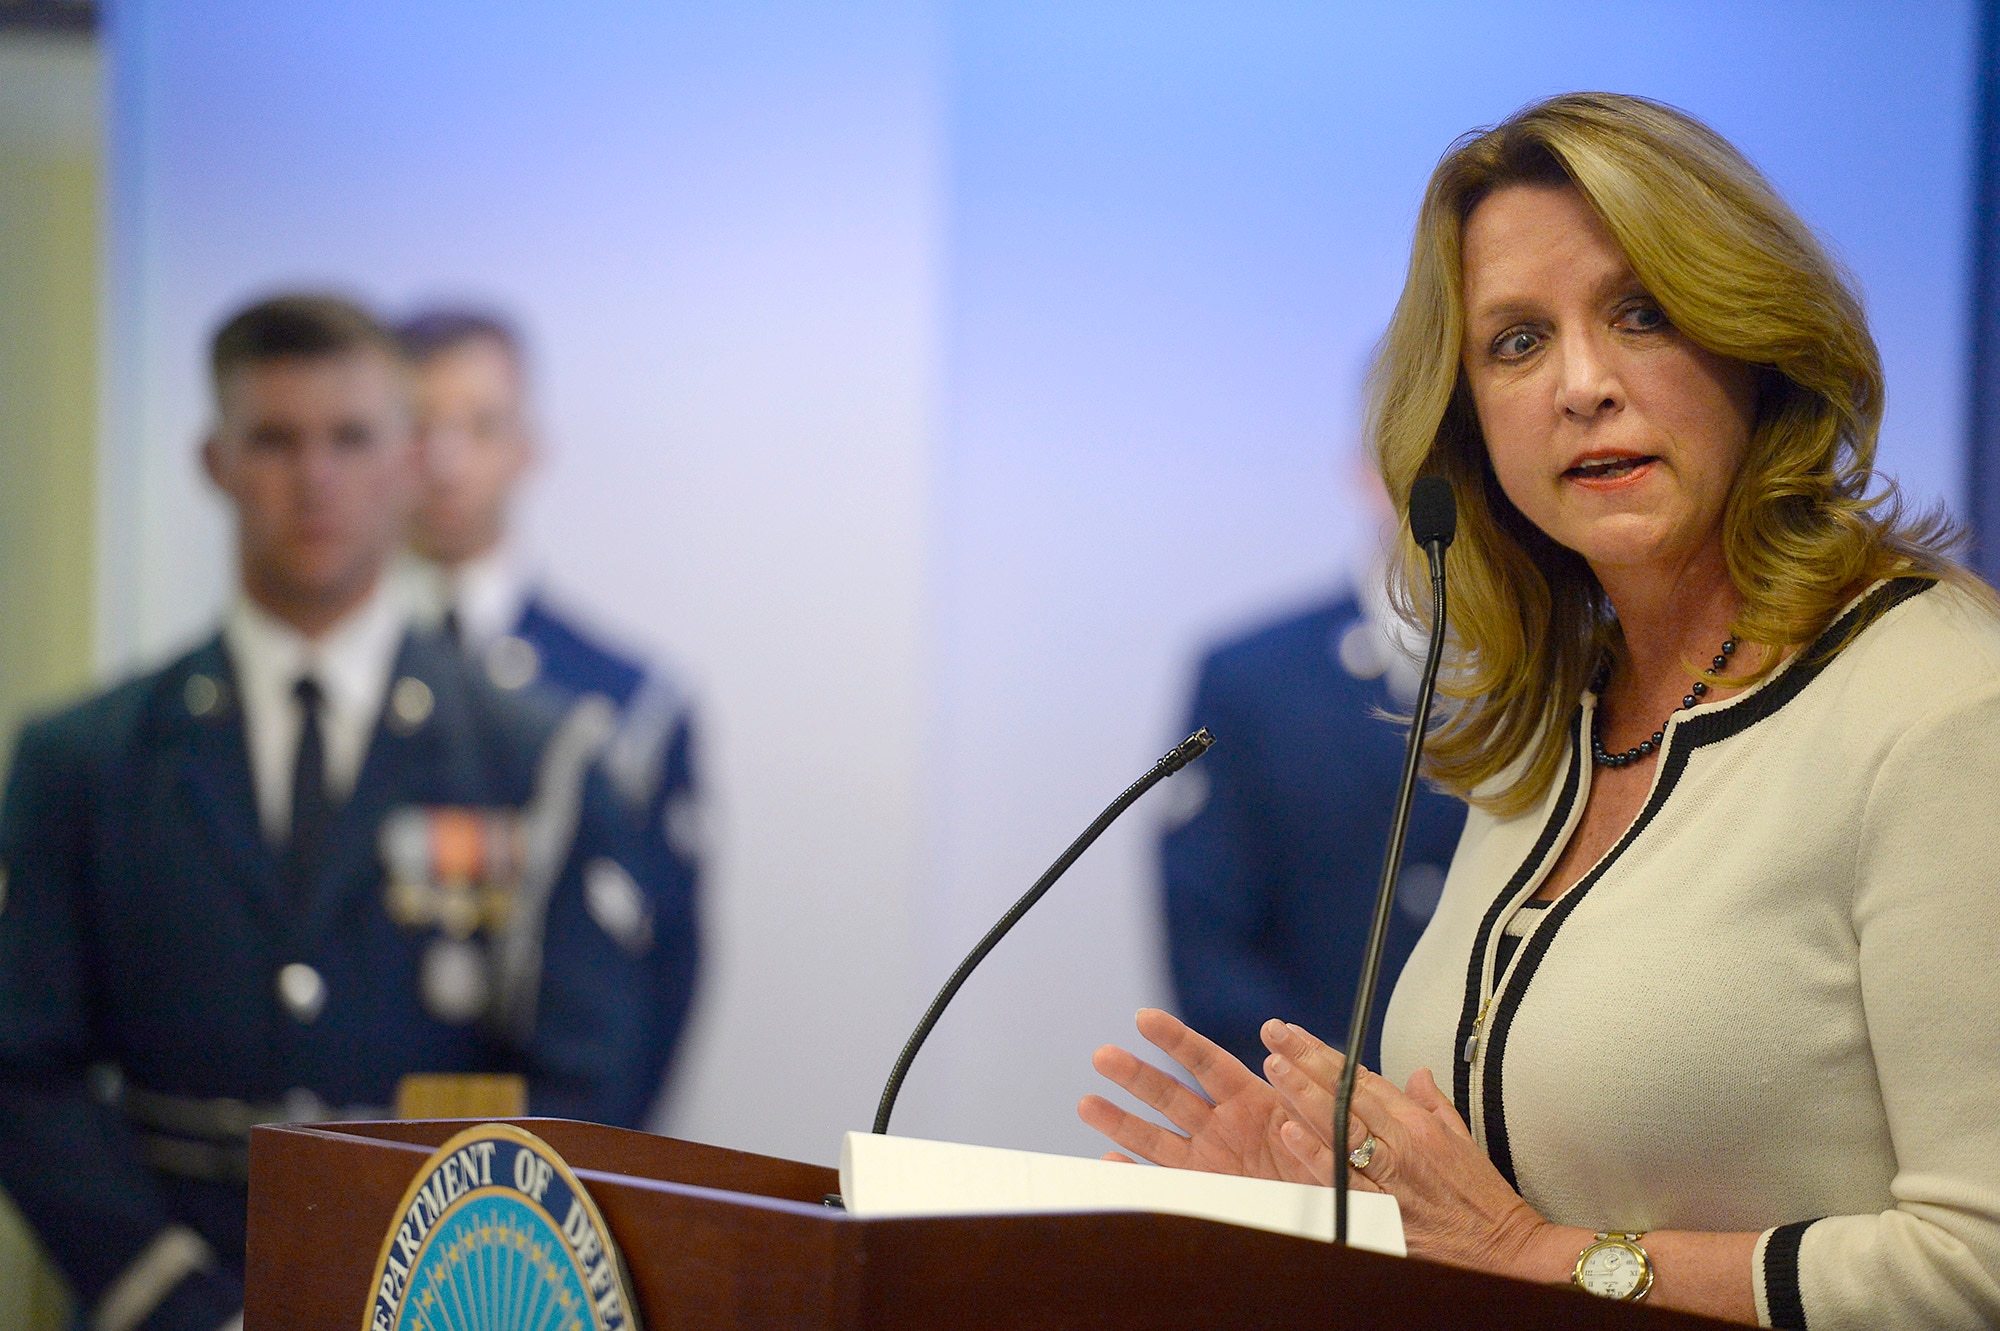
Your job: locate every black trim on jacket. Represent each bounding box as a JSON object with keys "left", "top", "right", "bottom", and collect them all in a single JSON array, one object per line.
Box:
[
  {"left": 1451, "top": 723, "right": 1583, "bottom": 1117},
  {"left": 1765, "top": 1218, "right": 1820, "bottom": 1328},
  {"left": 1467, "top": 577, "right": 1936, "bottom": 1192}
]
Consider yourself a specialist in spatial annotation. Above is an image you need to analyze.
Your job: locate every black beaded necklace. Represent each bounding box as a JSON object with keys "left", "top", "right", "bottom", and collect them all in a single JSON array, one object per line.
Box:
[{"left": 1590, "top": 636, "right": 1737, "bottom": 768}]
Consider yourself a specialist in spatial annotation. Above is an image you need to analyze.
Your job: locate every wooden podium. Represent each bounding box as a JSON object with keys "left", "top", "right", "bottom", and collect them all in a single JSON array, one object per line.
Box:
[{"left": 245, "top": 1118, "right": 1734, "bottom": 1329}]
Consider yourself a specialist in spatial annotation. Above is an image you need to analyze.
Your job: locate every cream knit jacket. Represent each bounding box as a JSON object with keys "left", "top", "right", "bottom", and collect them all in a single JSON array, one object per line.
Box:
[{"left": 1383, "top": 578, "right": 2000, "bottom": 1329}]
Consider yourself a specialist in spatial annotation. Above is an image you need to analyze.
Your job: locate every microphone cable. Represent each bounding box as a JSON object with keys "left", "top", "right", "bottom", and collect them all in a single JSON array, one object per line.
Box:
[{"left": 872, "top": 728, "right": 1214, "bottom": 1136}]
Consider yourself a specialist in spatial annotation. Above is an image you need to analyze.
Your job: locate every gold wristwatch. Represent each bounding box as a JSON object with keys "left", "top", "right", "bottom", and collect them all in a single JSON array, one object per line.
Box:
[{"left": 1572, "top": 1232, "right": 1654, "bottom": 1301}]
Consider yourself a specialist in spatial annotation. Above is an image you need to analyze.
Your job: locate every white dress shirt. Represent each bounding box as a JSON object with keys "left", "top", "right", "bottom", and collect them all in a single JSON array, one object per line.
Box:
[
  {"left": 397, "top": 543, "right": 530, "bottom": 656},
  {"left": 223, "top": 579, "right": 406, "bottom": 844}
]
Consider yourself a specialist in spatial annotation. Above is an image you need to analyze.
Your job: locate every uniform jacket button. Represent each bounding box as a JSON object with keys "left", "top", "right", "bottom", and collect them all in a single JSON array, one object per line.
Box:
[
  {"left": 389, "top": 677, "right": 435, "bottom": 733},
  {"left": 277, "top": 962, "right": 327, "bottom": 1023}
]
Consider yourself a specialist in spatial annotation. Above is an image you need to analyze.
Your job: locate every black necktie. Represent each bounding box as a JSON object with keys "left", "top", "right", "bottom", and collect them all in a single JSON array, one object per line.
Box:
[
  {"left": 442, "top": 606, "right": 464, "bottom": 650},
  {"left": 284, "top": 676, "right": 332, "bottom": 911}
]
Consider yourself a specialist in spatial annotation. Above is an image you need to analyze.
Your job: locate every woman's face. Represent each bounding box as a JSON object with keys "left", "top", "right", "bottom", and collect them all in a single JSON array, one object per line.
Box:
[{"left": 1459, "top": 183, "right": 1758, "bottom": 581}]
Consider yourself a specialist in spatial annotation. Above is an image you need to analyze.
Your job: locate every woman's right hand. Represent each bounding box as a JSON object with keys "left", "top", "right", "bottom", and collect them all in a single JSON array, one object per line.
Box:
[{"left": 1077, "top": 1007, "right": 1324, "bottom": 1184}]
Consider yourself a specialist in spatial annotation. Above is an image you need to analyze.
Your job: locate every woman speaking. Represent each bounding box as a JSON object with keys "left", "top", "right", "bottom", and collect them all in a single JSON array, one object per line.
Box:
[{"left": 1080, "top": 93, "right": 2000, "bottom": 1328}]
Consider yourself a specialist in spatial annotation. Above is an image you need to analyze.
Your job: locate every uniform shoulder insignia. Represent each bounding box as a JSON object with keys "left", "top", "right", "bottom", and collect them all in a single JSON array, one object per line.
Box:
[
  {"left": 485, "top": 634, "right": 542, "bottom": 691},
  {"left": 183, "top": 672, "right": 231, "bottom": 718},
  {"left": 389, "top": 677, "right": 436, "bottom": 733},
  {"left": 363, "top": 1122, "right": 640, "bottom": 1331}
]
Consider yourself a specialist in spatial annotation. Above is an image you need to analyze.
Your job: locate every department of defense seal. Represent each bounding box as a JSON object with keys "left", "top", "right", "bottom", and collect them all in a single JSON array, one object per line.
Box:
[{"left": 363, "top": 1123, "right": 641, "bottom": 1331}]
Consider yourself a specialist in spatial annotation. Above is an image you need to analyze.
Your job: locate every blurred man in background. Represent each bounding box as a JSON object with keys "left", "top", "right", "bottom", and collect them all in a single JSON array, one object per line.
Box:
[
  {"left": 395, "top": 309, "right": 700, "bottom": 1126},
  {"left": 1160, "top": 508, "right": 1467, "bottom": 1073},
  {"left": 0, "top": 295, "right": 667, "bottom": 1331}
]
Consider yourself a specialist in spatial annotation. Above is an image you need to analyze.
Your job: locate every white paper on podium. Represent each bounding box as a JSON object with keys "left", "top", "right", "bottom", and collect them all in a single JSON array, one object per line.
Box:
[{"left": 838, "top": 1132, "right": 1405, "bottom": 1257}]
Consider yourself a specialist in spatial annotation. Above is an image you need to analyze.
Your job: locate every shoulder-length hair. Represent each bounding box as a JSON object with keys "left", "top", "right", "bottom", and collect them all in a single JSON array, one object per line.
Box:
[{"left": 1371, "top": 91, "right": 1959, "bottom": 816}]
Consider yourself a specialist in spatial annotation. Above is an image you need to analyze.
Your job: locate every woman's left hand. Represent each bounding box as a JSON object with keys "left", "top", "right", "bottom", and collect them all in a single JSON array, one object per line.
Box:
[{"left": 1259, "top": 1019, "right": 1557, "bottom": 1277}]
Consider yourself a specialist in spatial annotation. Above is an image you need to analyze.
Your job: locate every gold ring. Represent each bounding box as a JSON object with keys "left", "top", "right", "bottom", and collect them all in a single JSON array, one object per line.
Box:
[{"left": 1347, "top": 1134, "right": 1378, "bottom": 1171}]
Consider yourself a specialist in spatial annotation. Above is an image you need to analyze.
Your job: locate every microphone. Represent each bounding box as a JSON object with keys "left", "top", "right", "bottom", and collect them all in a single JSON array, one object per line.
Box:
[
  {"left": 872, "top": 728, "right": 1215, "bottom": 1136},
  {"left": 1332, "top": 475, "right": 1456, "bottom": 1244}
]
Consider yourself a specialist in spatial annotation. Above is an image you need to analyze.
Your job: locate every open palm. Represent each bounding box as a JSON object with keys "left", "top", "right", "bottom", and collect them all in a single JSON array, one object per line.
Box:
[{"left": 1077, "top": 1007, "right": 1323, "bottom": 1185}]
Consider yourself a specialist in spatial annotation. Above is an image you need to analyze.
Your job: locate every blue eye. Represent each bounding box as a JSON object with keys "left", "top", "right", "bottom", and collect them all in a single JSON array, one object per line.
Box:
[
  {"left": 1494, "top": 330, "right": 1539, "bottom": 360},
  {"left": 1621, "top": 303, "right": 1667, "bottom": 331}
]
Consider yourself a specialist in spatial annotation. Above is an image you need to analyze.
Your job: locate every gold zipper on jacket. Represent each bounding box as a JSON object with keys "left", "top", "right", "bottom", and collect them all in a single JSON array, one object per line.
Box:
[
  {"left": 1462, "top": 996, "right": 1491, "bottom": 1065},
  {"left": 1463, "top": 709, "right": 1595, "bottom": 1122}
]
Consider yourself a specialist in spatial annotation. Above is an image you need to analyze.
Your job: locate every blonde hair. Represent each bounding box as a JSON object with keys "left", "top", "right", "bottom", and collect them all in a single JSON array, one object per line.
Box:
[{"left": 1371, "top": 92, "right": 1961, "bottom": 815}]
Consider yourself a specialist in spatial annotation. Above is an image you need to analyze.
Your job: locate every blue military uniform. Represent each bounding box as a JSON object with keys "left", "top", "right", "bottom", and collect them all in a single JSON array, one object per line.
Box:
[
  {"left": 471, "top": 592, "right": 700, "bottom": 1123},
  {"left": 1162, "top": 593, "right": 1468, "bottom": 1073},
  {"left": 0, "top": 626, "right": 662, "bottom": 1329}
]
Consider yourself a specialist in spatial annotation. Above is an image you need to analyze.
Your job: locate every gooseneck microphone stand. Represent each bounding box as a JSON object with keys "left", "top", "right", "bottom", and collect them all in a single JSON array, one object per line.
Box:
[
  {"left": 1332, "top": 476, "right": 1456, "bottom": 1244},
  {"left": 873, "top": 728, "right": 1215, "bottom": 1136}
]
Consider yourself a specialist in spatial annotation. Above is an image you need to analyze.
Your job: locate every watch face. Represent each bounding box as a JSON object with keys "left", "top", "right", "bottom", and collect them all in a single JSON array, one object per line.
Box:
[{"left": 1579, "top": 1242, "right": 1647, "bottom": 1298}]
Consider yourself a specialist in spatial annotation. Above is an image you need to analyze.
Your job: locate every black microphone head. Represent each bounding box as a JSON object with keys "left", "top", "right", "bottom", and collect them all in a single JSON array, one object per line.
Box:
[
  {"left": 1163, "top": 728, "right": 1213, "bottom": 774},
  {"left": 1408, "top": 476, "right": 1457, "bottom": 550}
]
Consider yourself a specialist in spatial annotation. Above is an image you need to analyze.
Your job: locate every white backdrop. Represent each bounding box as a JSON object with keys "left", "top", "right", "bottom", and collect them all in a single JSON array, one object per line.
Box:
[{"left": 100, "top": 1, "right": 1975, "bottom": 1164}]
